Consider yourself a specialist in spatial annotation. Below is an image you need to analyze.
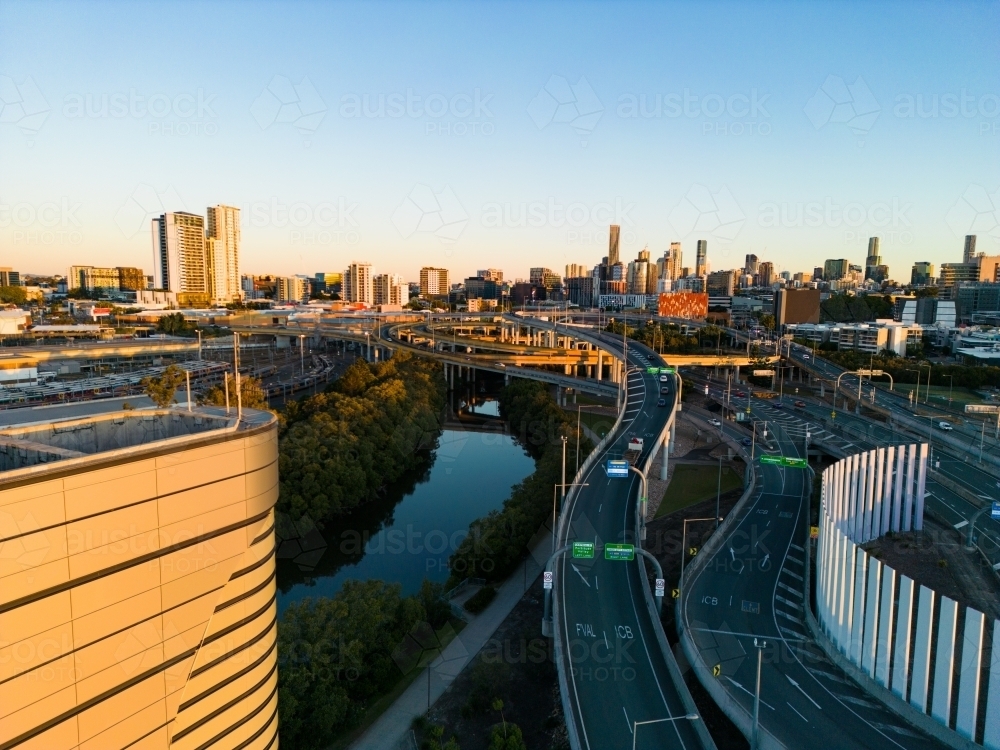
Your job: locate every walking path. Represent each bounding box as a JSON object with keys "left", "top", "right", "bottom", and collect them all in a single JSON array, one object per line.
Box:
[{"left": 349, "top": 528, "right": 552, "bottom": 750}]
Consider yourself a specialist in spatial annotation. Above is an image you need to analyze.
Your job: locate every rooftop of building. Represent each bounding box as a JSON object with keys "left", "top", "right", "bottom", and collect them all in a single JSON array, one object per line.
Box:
[{"left": 0, "top": 397, "right": 274, "bottom": 480}]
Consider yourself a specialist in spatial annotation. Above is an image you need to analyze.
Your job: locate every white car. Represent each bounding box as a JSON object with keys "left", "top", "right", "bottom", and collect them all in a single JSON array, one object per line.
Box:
[
  {"left": 938, "top": 421, "right": 953, "bottom": 431},
  {"left": 659, "top": 374, "right": 669, "bottom": 382},
  {"left": 802, "top": 354, "right": 810, "bottom": 360},
  {"left": 709, "top": 418, "right": 722, "bottom": 427}
]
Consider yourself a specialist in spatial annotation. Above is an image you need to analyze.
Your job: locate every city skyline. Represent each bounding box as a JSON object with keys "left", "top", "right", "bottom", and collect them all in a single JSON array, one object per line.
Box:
[{"left": 2, "top": 2, "right": 999, "bottom": 281}]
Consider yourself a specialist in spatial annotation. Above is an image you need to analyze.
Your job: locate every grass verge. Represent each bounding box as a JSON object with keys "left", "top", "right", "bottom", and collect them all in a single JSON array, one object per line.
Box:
[{"left": 655, "top": 464, "right": 742, "bottom": 518}]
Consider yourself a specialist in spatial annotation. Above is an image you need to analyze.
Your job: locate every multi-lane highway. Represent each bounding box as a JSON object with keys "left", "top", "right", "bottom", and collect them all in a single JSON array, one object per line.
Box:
[
  {"left": 554, "top": 335, "right": 710, "bottom": 750},
  {"left": 680, "top": 394, "right": 944, "bottom": 749}
]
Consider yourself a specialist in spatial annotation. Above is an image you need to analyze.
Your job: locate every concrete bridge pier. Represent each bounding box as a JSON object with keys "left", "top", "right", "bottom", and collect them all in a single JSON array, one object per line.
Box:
[
  {"left": 669, "top": 418, "right": 676, "bottom": 454},
  {"left": 660, "top": 430, "right": 670, "bottom": 480}
]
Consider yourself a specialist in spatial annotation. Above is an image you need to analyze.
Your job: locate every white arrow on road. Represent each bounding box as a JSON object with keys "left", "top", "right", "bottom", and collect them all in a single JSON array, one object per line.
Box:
[
  {"left": 571, "top": 564, "right": 592, "bottom": 588},
  {"left": 761, "top": 553, "right": 770, "bottom": 568},
  {"left": 730, "top": 547, "right": 735, "bottom": 562},
  {"left": 786, "top": 674, "right": 822, "bottom": 709},
  {"left": 724, "top": 676, "right": 776, "bottom": 710}
]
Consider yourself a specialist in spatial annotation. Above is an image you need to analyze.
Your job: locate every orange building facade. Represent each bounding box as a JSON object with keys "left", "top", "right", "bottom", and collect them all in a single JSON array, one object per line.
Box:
[
  {"left": 657, "top": 291, "right": 709, "bottom": 320},
  {"left": 0, "top": 406, "right": 279, "bottom": 749}
]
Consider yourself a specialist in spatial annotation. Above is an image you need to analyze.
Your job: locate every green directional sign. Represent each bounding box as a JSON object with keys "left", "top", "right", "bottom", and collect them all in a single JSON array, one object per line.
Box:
[
  {"left": 660, "top": 367, "right": 676, "bottom": 374},
  {"left": 760, "top": 455, "right": 808, "bottom": 468},
  {"left": 604, "top": 543, "right": 635, "bottom": 561},
  {"left": 647, "top": 367, "right": 659, "bottom": 374},
  {"left": 572, "top": 541, "right": 596, "bottom": 559}
]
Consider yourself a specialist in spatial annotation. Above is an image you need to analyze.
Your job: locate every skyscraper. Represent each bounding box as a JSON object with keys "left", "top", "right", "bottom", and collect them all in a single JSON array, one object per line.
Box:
[
  {"left": 865, "top": 236, "right": 882, "bottom": 280},
  {"left": 152, "top": 212, "right": 208, "bottom": 303},
  {"left": 608, "top": 225, "right": 620, "bottom": 266},
  {"left": 823, "top": 258, "right": 851, "bottom": 281},
  {"left": 911, "top": 262, "right": 935, "bottom": 286},
  {"left": 344, "top": 262, "right": 374, "bottom": 303},
  {"left": 695, "top": 240, "right": 707, "bottom": 276},
  {"left": 206, "top": 204, "right": 241, "bottom": 303},
  {"left": 744, "top": 254, "right": 759, "bottom": 275},
  {"left": 664, "top": 242, "right": 683, "bottom": 281},
  {"left": 757, "top": 261, "right": 774, "bottom": 287},
  {"left": 964, "top": 234, "right": 977, "bottom": 263}
]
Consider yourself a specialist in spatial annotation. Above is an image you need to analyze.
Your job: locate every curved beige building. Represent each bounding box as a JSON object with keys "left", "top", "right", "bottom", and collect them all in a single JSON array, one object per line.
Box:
[{"left": 0, "top": 403, "right": 279, "bottom": 749}]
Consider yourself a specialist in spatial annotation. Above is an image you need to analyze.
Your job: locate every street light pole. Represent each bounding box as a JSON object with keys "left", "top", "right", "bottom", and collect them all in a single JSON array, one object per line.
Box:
[
  {"left": 632, "top": 714, "right": 700, "bottom": 750},
  {"left": 715, "top": 455, "right": 723, "bottom": 530},
  {"left": 752, "top": 638, "right": 767, "bottom": 749}
]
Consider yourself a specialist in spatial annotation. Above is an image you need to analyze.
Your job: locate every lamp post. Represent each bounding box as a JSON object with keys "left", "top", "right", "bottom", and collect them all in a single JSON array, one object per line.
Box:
[
  {"left": 632, "top": 714, "right": 700, "bottom": 750},
  {"left": 715, "top": 455, "right": 723, "bottom": 530},
  {"left": 944, "top": 374, "right": 954, "bottom": 405},
  {"left": 680, "top": 517, "right": 721, "bottom": 589},
  {"left": 752, "top": 638, "right": 767, "bottom": 750}
]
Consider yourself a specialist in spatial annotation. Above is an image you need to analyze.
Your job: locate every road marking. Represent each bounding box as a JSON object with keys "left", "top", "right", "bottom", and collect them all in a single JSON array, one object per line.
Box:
[
  {"left": 595, "top": 576, "right": 599, "bottom": 591},
  {"left": 787, "top": 701, "right": 809, "bottom": 722},
  {"left": 724, "top": 676, "right": 776, "bottom": 709},
  {"left": 598, "top": 504, "right": 602, "bottom": 512},
  {"left": 761, "top": 553, "right": 770, "bottom": 568},
  {"left": 783, "top": 569, "right": 804, "bottom": 581},
  {"left": 776, "top": 595, "right": 802, "bottom": 611},
  {"left": 623, "top": 706, "right": 632, "bottom": 733},
  {"left": 786, "top": 675, "right": 822, "bottom": 709},
  {"left": 604, "top": 630, "right": 609, "bottom": 649},
  {"left": 572, "top": 564, "right": 591, "bottom": 587},
  {"left": 954, "top": 520, "right": 969, "bottom": 529},
  {"left": 778, "top": 582, "right": 803, "bottom": 598},
  {"left": 789, "top": 542, "right": 804, "bottom": 552}
]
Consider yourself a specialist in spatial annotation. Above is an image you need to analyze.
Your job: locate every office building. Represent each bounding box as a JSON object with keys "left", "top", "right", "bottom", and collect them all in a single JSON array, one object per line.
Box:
[
  {"left": 464, "top": 276, "right": 500, "bottom": 300},
  {"left": 608, "top": 225, "right": 621, "bottom": 266},
  {"left": 757, "top": 261, "right": 774, "bottom": 288},
  {"left": 477, "top": 268, "right": 503, "bottom": 282},
  {"left": 864, "top": 237, "right": 882, "bottom": 280},
  {"left": 706, "top": 269, "right": 735, "bottom": 297},
  {"left": 206, "top": 205, "right": 241, "bottom": 304},
  {"left": 661, "top": 242, "right": 682, "bottom": 282},
  {"left": 626, "top": 259, "right": 649, "bottom": 295},
  {"left": 0, "top": 267, "right": 20, "bottom": 287},
  {"left": 0, "top": 402, "right": 279, "bottom": 749},
  {"left": 374, "top": 273, "right": 408, "bottom": 306},
  {"left": 419, "top": 267, "right": 450, "bottom": 298},
  {"left": 964, "top": 234, "right": 977, "bottom": 263},
  {"left": 313, "top": 272, "right": 342, "bottom": 294},
  {"left": 938, "top": 254, "right": 1000, "bottom": 291},
  {"left": 898, "top": 297, "right": 957, "bottom": 326},
  {"left": 695, "top": 240, "right": 708, "bottom": 277},
  {"left": 565, "top": 276, "right": 596, "bottom": 307},
  {"left": 151, "top": 212, "right": 209, "bottom": 305},
  {"left": 911, "top": 262, "right": 935, "bottom": 286},
  {"left": 565, "top": 263, "right": 589, "bottom": 280},
  {"left": 529, "top": 267, "right": 561, "bottom": 288},
  {"left": 954, "top": 284, "right": 1000, "bottom": 323},
  {"left": 344, "top": 262, "right": 374, "bottom": 304},
  {"left": 774, "top": 288, "right": 821, "bottom": 326},
  {"left": 813, "top": 266, "right": 824, "bottom": 281},
  {"left": 277, "top": 275, "right": 310, "bottom": 302},
  {"left": 744, "top": 254, "right": 759, "bottom": 276},
  {"left": 823, "top": 258, "right": 851, "bottom": 281}
]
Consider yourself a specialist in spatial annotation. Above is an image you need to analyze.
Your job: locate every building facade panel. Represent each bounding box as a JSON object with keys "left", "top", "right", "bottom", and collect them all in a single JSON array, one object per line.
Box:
[{"left": 0, "top": 407, "right": 279, "bottom": 750}]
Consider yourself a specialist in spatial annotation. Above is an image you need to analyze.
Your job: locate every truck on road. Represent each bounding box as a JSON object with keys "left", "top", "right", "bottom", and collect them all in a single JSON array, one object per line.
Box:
[{"left": 624, "top": 436, "right": 644, "bottom": 464}]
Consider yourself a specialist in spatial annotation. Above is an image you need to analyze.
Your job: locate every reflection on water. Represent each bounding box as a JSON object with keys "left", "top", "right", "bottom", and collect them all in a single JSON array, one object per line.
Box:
[
  {"left": 465, "top": 398, "right": 500, "bottom": 417},
  {"left": 276, "top": 427, "right": 534, "bottom": 614}
]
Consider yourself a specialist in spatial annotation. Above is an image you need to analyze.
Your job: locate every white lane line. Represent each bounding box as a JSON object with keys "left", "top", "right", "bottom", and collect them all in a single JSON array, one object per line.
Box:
[
  {"left": 604, "top": 630, "right": 609, "bottom": 649},
  {"left": 571, "top": 564, "right": 592, "bottom": 587},
  {"left": 623, "top": 706, "right": 632, "bottom": 733},
  {"left": 595, "top": 576, "right": 598, "bottom": 591},
  {"left": 787, "top": 675, "right": 823, "bottom": 709},
  {"left": 598, "top": 504, "right": 602, "bottom": 513},
  {"left": 954, "top": 520, "right": 969, "bottom": 529},
  {"left": 724, "top": 676, "right": 776, "bottom": 710},
  {"left": 787, "top": 701, "right": 809, "bottom": 722}
]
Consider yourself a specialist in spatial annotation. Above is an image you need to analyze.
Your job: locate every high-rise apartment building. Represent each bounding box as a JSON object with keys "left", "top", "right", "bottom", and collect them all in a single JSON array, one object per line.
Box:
[
  {"left": 206, "top": 205, "right": 241, "bottom": 304},
  {"left": 608, "top": 225, "right": 621, "bottom": 266},
  {"left": 344, "top": 262, "right": 374, "bottom": 304},
  {"left": 0, "top": 402, "right": 279, "bottom": 749},
  {"left": 277, "top": 275, "right": 309, "bottom": 302},
  {"left": 152, "top": 212, "right": 209, "bottom": 304},
  {"left": 374, "top": 273, "right": 408, "bottom": 306},
  {"left": 0, "top": 267, "right": 21, "bottom": 286},
  {"left": 706, "top": 269, "right": 735, "bottom": 297},
  {"left": 695, "top": 240, "right": 708, "bottom": 277},
  {"left": 68, "top": 266, "right": 146, "bottom": 293},
  {"left": 864, "top": 237, "right": 882, "bottom": 280},
  {"left": 564, "top": 264, "right": 590, "bottom": 279},
  {"left": 744, "top": 254, "right": 759, "bottom": 275},
  {"left": 757, "top": 261, "right": 774, "bottom": 287},
  {"left": 911, "top": 261, "right": 935, "bottom": 286},
  {"left": 663, "top": 242, "right": 683, "bottom": 281},
  {"left": 419, "top": 267, "right": 450, "bottom": 298},
  {"left": 823, "top": 258, "right": 851, "bottom": 281},
  {"left": 964, "top": 234, "right": 977, "bottom": 263},
  {"left": 477, "top": 268, "right": 503, "bottom": 282},
  {"left": 626, "top": 260, "right": 649, "bottom": 294}
]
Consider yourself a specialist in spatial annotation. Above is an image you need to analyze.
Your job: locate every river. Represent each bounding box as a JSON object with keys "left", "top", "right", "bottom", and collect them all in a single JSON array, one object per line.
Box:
[{"left": 276, "top": 400, "right": 535, "bottom": 614}]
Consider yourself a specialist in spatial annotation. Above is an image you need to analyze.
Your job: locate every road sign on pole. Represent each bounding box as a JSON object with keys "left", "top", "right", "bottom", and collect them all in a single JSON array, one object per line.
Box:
[
  {"left": 760, "top": 454, "right": 808, "bottom": 468},
  {"left": 992, "top": 501, "right": 1000, "bottom": 521},
  {"left": 572, "top": 541, "right": 596, "bottom": 559},
  {"left": 604, "top": 543, "right": 635, "bottom": 561},
  {"left": 607, "top": 460, "right": 629, "bottom": 477},
  {"left": 655, "top": 578, "right": 665, "bottom": 597},
  {"left": 753, "top": 369, "right": 774, "bottom": 377},
  {"left": 543, "top": 571, "right": 553, "bottom": 589}
]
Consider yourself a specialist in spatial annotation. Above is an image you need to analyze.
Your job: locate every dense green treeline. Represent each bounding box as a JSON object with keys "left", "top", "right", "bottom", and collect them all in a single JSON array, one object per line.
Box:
[
  {"left": 278, "top": 579, "right": 452, "bottom": 750},
  {"left": 446, "top": 380, "right": 591, "bottom": 586},
  {"left": 278, "top": 353, "right": 446, "bottom": 523}
]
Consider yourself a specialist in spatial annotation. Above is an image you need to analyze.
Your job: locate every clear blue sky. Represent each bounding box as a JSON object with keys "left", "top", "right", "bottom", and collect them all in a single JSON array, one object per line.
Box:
[{"left": 2, "top": 0, "right": 998, "bottom": 282}]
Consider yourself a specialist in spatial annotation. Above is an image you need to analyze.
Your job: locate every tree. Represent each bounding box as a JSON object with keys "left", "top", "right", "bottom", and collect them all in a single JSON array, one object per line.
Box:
[
  {"left": 0, "top": 286, "right": 27, "bottom": 305},
  {"left": 141, "top": 365, "right": 185, "bottom": 407},
  {"left": 199, "top": 374, "right": 268, "bottom": 410},
  {"left": 488, "top": 722, "right": 526, "bottom": 750},
  {"left": 758, "top": 313, "right": 775, "bottom": 331},
  {"left": 156, "top": 312, "right": 191, "bottom": 336}
]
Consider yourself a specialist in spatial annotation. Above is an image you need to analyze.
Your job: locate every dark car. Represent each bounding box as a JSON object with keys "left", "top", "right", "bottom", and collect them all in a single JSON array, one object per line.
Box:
[
  {"left": 657, "top": 398, "right": 667, "bottom": 407},
  {"left": 735, "top": 390, "right": 746, "bottom": 398},
  {"left": 742, "top": 437, "right": 752, "bottom": 446},
  {"left": 794, "top": 400, "right": 806, "bottom": 408},
  {"left": 772, "top": 402, "right": 784, "bottom": 409},
  {"left": 660, "top": 386, "right": 669, "bottom": 394}
]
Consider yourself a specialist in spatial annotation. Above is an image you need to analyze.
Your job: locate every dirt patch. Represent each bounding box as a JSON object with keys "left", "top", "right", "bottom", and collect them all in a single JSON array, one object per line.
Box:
[
  {"left": 417, "top": 575, "right": 566, "bottom": 750},
  {"left": 644, "top": 482, "right": 750, "bottom": 749},
  {"left": 863, "top": 515, "right": 1000, "bottom": 621}
]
